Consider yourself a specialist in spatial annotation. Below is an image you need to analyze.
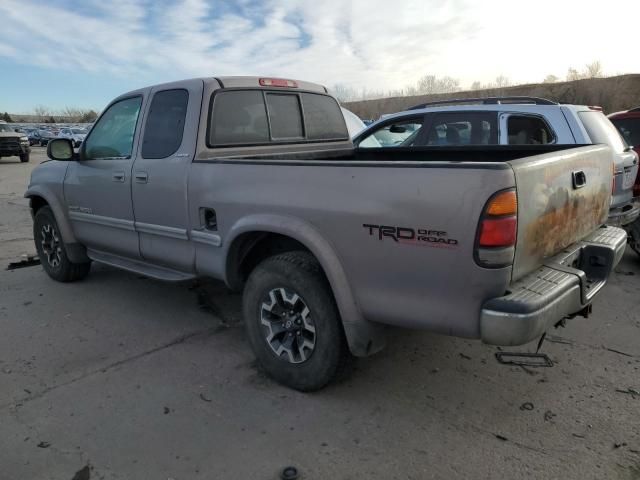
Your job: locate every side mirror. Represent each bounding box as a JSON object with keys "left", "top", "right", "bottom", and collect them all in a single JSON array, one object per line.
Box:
[
  {"left": 389, "top": 125, "right": 407, "bottom": 134},
  {"left": 47, "top": 138, "right": 75, "bottom": 161}
]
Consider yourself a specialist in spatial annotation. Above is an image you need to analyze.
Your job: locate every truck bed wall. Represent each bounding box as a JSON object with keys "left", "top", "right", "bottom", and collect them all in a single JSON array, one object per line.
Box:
[{"left": 188, "top": 159, "right": 515, "bottom": 338}]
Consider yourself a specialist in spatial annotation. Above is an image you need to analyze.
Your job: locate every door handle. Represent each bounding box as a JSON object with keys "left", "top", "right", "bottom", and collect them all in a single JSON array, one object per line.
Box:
[
  {"left": 135, "top": 171, "right": 148, "bottom": 183},
  {"left": 112, "top": 171, "right": 125, "bottom": 182}
]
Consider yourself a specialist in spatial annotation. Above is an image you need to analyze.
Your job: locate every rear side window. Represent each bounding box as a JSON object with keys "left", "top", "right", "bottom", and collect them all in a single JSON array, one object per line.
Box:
[
  {"left": 579, "top": 111, "right": 627, "bottom": 152},
  {"left": 610, "top": 117, "right": 640, "bottom": 147},
  {"left": 507, "top": 115, "right": 554, "bottom": 145},
  {"left": 426, "top": 112, "right": 497, "bottom": 145},
  {"left": 266, "top": 93, "right": 303, "bottom": 139},
  {"left": 208, "top": 90, "right": 348, "bottom": 147},
  {"left": 142, "top": 89, "right": 189, "bottom": 159}
]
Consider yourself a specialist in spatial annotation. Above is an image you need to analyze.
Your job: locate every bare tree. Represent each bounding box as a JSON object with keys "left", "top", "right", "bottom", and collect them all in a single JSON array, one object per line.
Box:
[
  {"left": 566, "top": 67, "right": 582, "bottom": 81},
  {"left": 414, "top": 75, "right": 460, "bottom": 95},
  {"left": 470, "top": 81, "right": 483, "bottom": 91},
  {"left": 33, "top": 105, "right": 50, "bottom": 121},
  {"left": 543, "top": 75, "right": 559, "bottom": 83},
  {"left": 79, "top": 110, "right": 98, "bottom": 123},
  {"left": 494, "top": 75, "right": 511, "bottom": 88},
  {"left": 584, "top": 60, "right": 603, "bottom": 78},
  {"left": 330, "top": 84, "right": 359, "bottom": 103},
  {"left": 61, "top": 106, "right": 84, "bottom": 122}
]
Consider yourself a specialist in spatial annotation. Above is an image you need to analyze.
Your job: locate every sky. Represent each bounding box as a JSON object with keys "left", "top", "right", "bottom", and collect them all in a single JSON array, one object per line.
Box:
[{"left": 0, "top": 0, "right": 638, "bottom": 114}]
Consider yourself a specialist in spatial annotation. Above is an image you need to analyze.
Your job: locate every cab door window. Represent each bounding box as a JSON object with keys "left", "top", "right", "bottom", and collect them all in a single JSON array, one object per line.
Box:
[{"left": 84, "top": 96, "right": 142, "bottom": 159}]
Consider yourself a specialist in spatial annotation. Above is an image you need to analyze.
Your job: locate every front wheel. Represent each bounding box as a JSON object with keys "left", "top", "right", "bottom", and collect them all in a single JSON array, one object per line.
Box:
[
  {"left": 33, "top": 206, "right": 91, "bottom": 282},
  {"left": 19, "top": 153, "right": 29, "bottom": 163},
  {"left": 243, "top": 251, "right": 350, "bottom": 391}
]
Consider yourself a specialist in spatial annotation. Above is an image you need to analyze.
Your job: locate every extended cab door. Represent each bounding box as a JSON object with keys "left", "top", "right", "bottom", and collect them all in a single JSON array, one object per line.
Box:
[
  {"left": 63, "top": 94, "right": 145, "bottom": 259},
  {"left": 130, "top": 80, "right": 203, "bottom": 272}
]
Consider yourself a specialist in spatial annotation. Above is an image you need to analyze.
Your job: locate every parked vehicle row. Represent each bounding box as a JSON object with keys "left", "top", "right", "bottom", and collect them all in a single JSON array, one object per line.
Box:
[
  {"left": 4, "top": 123, "right": 91, "bottom": 148},
  {"left": 609, "top": 107, "right": 640, "bottom": 254},
  {"left": 28, "top": 76, "right": 627, "bottom": 391}
]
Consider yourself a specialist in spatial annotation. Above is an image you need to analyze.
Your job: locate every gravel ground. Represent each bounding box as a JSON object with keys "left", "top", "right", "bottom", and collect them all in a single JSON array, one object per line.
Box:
[{"left": 0, "top": 148, "right": 639, "bottom": 480}]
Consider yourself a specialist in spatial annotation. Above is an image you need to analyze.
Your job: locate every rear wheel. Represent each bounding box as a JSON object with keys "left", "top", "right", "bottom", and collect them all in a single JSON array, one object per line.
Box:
[
  {"left": 243, "top": 251, "right": 350, "bottom": 391},
  {"left": 34, "top": 206, "right": 90, "bottom": 282}
]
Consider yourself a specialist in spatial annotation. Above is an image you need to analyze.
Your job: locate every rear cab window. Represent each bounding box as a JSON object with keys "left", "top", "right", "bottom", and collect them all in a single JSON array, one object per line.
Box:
[{"left": 208, "top": 90, "right": 348, "bottom": 147}]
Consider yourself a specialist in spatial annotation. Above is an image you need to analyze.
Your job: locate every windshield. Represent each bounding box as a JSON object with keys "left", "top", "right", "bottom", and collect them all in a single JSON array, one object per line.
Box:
[
  {"left": 578, "top": 111, "right": 627, "bottom": 152},
  {"left": 610, "top": 117, "right": 640, "bottom": 148},
  {"left": 0, "top": 124, "right": 13, "bottom": 132}
]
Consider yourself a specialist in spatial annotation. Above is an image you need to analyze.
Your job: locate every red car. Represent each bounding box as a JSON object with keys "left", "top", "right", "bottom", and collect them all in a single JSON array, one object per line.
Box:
[{"left": 609, "top": 107, "right": 640, "bottom": 254}]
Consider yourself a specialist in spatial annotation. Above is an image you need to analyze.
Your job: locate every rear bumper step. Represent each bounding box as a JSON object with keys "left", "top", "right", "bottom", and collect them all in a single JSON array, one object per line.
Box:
[{"left": 480, "top": 226, "right": 627, "bottom": 346}]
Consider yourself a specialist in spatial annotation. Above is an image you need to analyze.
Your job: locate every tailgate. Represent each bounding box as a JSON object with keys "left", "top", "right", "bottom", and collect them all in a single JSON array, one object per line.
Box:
[{"left": 508, "top": 145, "right": 613, "bottom": 281}]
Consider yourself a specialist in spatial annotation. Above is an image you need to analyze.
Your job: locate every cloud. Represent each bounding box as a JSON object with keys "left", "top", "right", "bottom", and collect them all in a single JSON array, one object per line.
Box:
[{"left": 0, "top": 0, "right": 637, "bottom": 97}]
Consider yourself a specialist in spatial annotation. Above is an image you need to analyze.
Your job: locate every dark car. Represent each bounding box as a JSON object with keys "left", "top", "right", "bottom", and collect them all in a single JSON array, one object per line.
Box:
[
  {"left": 30, "top": 129, "right": 57, "bottom": 146},
  {"left": 609, "top": 107, "right": 640, "bottom": 255}
]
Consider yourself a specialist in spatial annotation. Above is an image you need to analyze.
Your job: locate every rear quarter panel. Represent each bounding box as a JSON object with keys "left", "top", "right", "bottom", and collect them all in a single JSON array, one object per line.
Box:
[{"left": 188, "top": 159, "right": 515, "bottom": 339}]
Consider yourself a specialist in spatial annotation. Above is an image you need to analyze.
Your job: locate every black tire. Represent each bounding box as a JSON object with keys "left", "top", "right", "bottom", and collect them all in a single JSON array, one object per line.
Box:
[
  {"left": 33, "top": 206, "right": 91, "bottom": 282},
  {"left": 628, "top": 219, "right": 640, "bottom": 256},
  {"left": 243, "top": 251, "right": 350, "bottom": 391},
  {"left": 20, "top": 153, "right": 29, "bottom": 163}
]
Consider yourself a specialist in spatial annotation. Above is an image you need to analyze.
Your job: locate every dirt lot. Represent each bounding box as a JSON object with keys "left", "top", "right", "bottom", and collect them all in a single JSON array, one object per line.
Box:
[{"left": 1, "top": 148, "right": 639, "bottom": 479}]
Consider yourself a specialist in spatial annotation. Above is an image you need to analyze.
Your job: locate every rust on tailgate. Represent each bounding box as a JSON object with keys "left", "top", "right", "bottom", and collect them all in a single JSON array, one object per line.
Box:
[
  {"left": 510, "top": 146, "right": 613, "bottom": 280},
  {"left": 524, "top": 183, "right": 609, "bottom": 258}
]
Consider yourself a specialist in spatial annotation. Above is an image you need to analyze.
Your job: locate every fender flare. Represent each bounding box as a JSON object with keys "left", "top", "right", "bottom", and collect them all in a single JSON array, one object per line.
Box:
[
  {"left": 224, "top": 214, "right": 385, "bottom": 357},
  {"left": 24, "top": 186, "right": 88, "bottom": 263}
]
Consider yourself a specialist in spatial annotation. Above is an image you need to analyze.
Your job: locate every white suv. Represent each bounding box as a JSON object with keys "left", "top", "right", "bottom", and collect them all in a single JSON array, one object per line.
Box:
[
  {"left": 57, "top": 127, "right": 87, "bottom": 148},
  {"left": 354, "top": 97, "right": 640, "bottom": 227}
]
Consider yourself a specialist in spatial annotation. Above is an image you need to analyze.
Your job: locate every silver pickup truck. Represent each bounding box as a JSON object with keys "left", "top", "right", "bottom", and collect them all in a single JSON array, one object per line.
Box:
[{"left": 26, "top": 76, "right": 627, "bottom": 391}]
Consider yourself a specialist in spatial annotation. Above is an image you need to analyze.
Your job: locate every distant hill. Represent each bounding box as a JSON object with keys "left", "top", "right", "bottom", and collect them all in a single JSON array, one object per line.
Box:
[{"left": 344, "top": 74, "right": 640, "bottom": 120}]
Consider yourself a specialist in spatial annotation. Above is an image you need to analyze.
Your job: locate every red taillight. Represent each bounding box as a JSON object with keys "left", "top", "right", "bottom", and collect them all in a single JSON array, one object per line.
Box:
[
  {"left": 479, "top": 217, "right": 517, "bottom": 247},
  {"left": 475, "top": 189, "right": 517, "bottom": 267},
  {"left": 259, "top": 78, "right": 298, "bottom": 88}
]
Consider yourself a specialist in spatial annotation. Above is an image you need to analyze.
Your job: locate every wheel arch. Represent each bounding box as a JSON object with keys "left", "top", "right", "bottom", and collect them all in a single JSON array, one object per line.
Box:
[
  {"left": 224, "top": 214, "right": 386, "bottom": 357},
  {"left": 25, "top": 187, "right": 88, "bottom": 263}
]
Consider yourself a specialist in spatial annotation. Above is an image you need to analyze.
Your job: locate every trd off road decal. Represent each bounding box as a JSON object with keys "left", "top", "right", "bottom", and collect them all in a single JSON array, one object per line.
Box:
[{"left": 363, "top": 224, "right": 459, "bottom": 248}]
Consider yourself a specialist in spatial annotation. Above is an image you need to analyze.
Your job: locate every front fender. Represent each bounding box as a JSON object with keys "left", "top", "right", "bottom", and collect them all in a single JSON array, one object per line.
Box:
[
  {"left": 24, "top": 185, "right": 88, "bottom": 263},
  {"left": 225, "top": 213, "right": 386, "bottom": 357}
]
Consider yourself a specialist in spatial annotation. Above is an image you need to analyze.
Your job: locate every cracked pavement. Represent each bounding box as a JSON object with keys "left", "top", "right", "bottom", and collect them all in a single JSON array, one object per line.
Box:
[{"left": 1, "top": 149, "right": 639, "bottom": 479}]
